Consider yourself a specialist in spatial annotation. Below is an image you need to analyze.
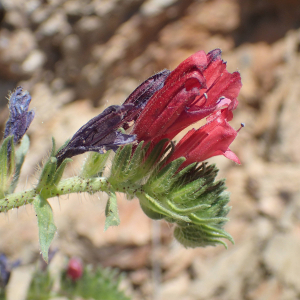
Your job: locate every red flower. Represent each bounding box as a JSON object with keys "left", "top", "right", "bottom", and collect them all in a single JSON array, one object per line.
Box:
[
  {"left": 167, "top": 109, "right": 240, "bottom": 168},
  {"left": 67, "top": 257, "right": 83, "bottom": 281},
  {"left": 132, "top": 49, "right": 242, "bottom": 164}
]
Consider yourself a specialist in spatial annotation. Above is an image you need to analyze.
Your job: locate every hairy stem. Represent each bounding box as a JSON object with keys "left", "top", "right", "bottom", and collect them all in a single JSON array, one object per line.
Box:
[{"left": 0, "top": 176, "right": 110, "bottom": 212}]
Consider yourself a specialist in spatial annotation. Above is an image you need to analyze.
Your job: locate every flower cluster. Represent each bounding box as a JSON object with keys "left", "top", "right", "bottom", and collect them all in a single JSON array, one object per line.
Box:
[
  {"left": 57, "top": 49, "right": 241, "bottom": 167},
  {"left": 0, "top": 48, "right": 243, "bottom": 258},
  {"left": 131, "top": 48, "right": 241, "bottom": 166}
]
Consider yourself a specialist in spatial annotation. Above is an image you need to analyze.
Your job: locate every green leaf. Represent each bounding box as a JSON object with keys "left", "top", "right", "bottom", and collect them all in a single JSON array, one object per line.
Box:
[
  {"left": 36, "top": 157, "right": 57, "bottom": 192},
  {"left": 33, "top": 195, "right": 57, "bottom": 263},
  {"left": 0, "top": 136, "right": 15, "bottom": 197},
  {"left": 104, "top": 192, "right": 120, "bottom": 231},
  {"left": 8, "top": 134, "right": 30, "bottom": 193}
]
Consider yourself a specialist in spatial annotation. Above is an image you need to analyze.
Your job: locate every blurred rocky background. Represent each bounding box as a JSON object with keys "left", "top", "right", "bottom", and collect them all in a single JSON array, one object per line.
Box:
[{"left": 0, "top": 0, "right": 300, "bottom": 299}]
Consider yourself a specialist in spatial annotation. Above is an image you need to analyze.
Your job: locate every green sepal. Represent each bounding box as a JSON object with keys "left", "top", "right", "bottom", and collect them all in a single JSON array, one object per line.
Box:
[
  {"left": 36, "top": 139, "right": 60, "bottom": 192},
  {"left": 140, "top": 202, "right": 164, "bottom": 220},
  {"left": 145, "top": 157, "right": 185, "bottom": 195},
  {"left": 36, "top": 157, "right": 57, "bottom": 192},
  {"left": 174, "top": 223, "right": 233, "bottom": 249},
  {"left": 109, "top": 142, "right": 150, "bottom": 185},
  {"left": 166, "top": 200, "right": 211, "bottom": 215},
  {"left": 50, "top": 137, "right": 56, "bottom": 157},
  {"left": 104, "top": 192, "right": 120, "bottom": 231},
  {"left": 55, "top": 138, "right": 70, "bottom": 156},
  {"left": 8, "top": 134, "right": 30, "bottom": 193},
  {"left": 110, "top": 145, "right": 133, "bottom": 183},
  {"left": 190, "top": 181, "right": 226, "bottom": 207},
  {"left": 120, "top": 142, "right": 149, "bottom": 183},
  {"left": 0, "top": 136, "right": 15, "bottom": 197},
  {"left": 52, "top": 158, "right": 72, "bottom": 186},
  {"left": 33, "top": 195, "right": 57, "bottom": 263},
  {"left": 172, "top": 162, "right": 197, "bottom": 181},
  {"left": 137, "top": 192, "right": 190, "bottom": 222},
  {"left": 189, "top": 213, "right": 229, "bottom": 225},
  {"left": 136, "top": 139, "right": 168, "bottom": 179},
  {"left": 120, "top": 142, "right": 145, "bottom": 182},
  {"left": 81, "top": 151, "right": 110, "bottom": 179},
  {"left": 169, "top": 177, "right": 207, "bottom": 203}
]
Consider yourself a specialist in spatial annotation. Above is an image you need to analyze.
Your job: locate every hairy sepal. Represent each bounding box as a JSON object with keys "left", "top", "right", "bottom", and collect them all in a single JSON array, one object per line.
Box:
[
  {"left": 81, "top": 151, "right": 110, "bottom": 179},
  {"left": 8, "top": 134, "right": 30, "bottom": 193}
]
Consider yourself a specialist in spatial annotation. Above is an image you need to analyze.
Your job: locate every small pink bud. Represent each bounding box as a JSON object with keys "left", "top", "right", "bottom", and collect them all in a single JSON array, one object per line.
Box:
[{"left": 67, "top": 257, "right": 83, "bottom": 281}]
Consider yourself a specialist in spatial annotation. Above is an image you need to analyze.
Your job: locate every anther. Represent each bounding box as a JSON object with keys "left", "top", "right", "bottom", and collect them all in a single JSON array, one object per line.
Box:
[{"left": 237, "top": 123, "right": 245, "bottom": 132}]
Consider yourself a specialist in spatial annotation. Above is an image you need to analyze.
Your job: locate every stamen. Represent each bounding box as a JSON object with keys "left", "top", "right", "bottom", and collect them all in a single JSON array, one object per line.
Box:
[
  {"left": 237, "top": 123, "right": 245, "bottom": 132},
  {"left": 216, "top": 96, "right": 225, "bottom": 104}
]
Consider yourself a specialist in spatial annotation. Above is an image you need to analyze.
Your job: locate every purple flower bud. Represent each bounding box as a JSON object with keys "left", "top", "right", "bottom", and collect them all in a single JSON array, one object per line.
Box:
[
  {"left": 122, "top": 69, "right": 170, "bottom": 130},
  {"left": 56, "top": 104, "right": 137, "bottom": 165},
  {"left": 55, "top": 70, "right": 170, "bottom": 165},
  {"left": 4, "top": 86, "right": 35, "bottom": 145}
]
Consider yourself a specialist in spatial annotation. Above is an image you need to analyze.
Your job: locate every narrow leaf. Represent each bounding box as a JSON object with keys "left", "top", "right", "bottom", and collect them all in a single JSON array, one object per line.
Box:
[
  {"left": 8, "top": 134, "right": 30, "bottom": 193},
  {"left": 104, "top": 192, "right": 120, "bottom": 231},
  {"left": 33, "top": 195, "right": 57, "bottom": 263},
  {"left": 36, "top": 157, "right": 57, "bottom": 192},
  {"left": 0, "top": 136, "right": 15, "bottom": 197}
]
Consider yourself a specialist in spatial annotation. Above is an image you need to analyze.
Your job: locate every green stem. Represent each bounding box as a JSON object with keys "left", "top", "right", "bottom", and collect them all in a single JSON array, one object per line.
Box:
[{"left": 0, "top": 176, "right": 110, "bottom": 212}]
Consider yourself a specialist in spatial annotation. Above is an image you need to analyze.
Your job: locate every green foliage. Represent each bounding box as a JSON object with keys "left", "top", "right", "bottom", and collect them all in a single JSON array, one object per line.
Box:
[
  {"left": 0, "top": 136, "right": 15, "bottom": 198},
  {"left": 105, "top": 192, "right": 120, "bottom": 231},
  {"left": 8, "top": 134, "right": 30, "bottom": 193},
  {"left": 0, "top": 136, "right": 235, "bottom": 260},
  {"left": 109, "top": 142, "right": 234, "bottom": 248},
  {"left": 26, "top": 265, "right": 130, "bottom": 300},
  {"left": 36, "top": 139, "right": 71, "bottom": 195},
  {"left": 61, "top": 266, "right": 130, "bottom": 300},
  {"left": 26, "top": 270, "right": 54, "bottom": 300},
  {"left": 33, "top": 195, "right": 57, "bottom": 263}
]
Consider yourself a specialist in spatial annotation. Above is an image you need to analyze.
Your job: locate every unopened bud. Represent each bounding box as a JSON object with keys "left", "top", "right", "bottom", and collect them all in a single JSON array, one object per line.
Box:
[{"left": 67, "top": 257, "right": 83, "bottom": 281}]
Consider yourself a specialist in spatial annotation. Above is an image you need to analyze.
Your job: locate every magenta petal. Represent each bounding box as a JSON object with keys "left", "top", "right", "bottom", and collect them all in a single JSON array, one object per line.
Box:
[
  {"left": 134, "top": 71, "right": 206, "bottom": 139},
  {"left": 204, "top": 71, "right": 241, "bottom": 107},
  {"left": 164, "top": 50, "right": 208, "bottom": 85},
  {"left": 223, "top": 149, "right": 240, "bottom": 164},
  {"left": 145, "top": 87, "right": 199, "bottom": 139}
]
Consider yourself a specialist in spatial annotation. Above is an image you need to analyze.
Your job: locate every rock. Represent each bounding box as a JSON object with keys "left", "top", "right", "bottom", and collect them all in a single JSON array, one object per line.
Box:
[
  {"left": 22, "top": 49, "right": 46, "bottom": 73},
  {"left": 263, "top": 233, "right": 300, "bottom": 293}
]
